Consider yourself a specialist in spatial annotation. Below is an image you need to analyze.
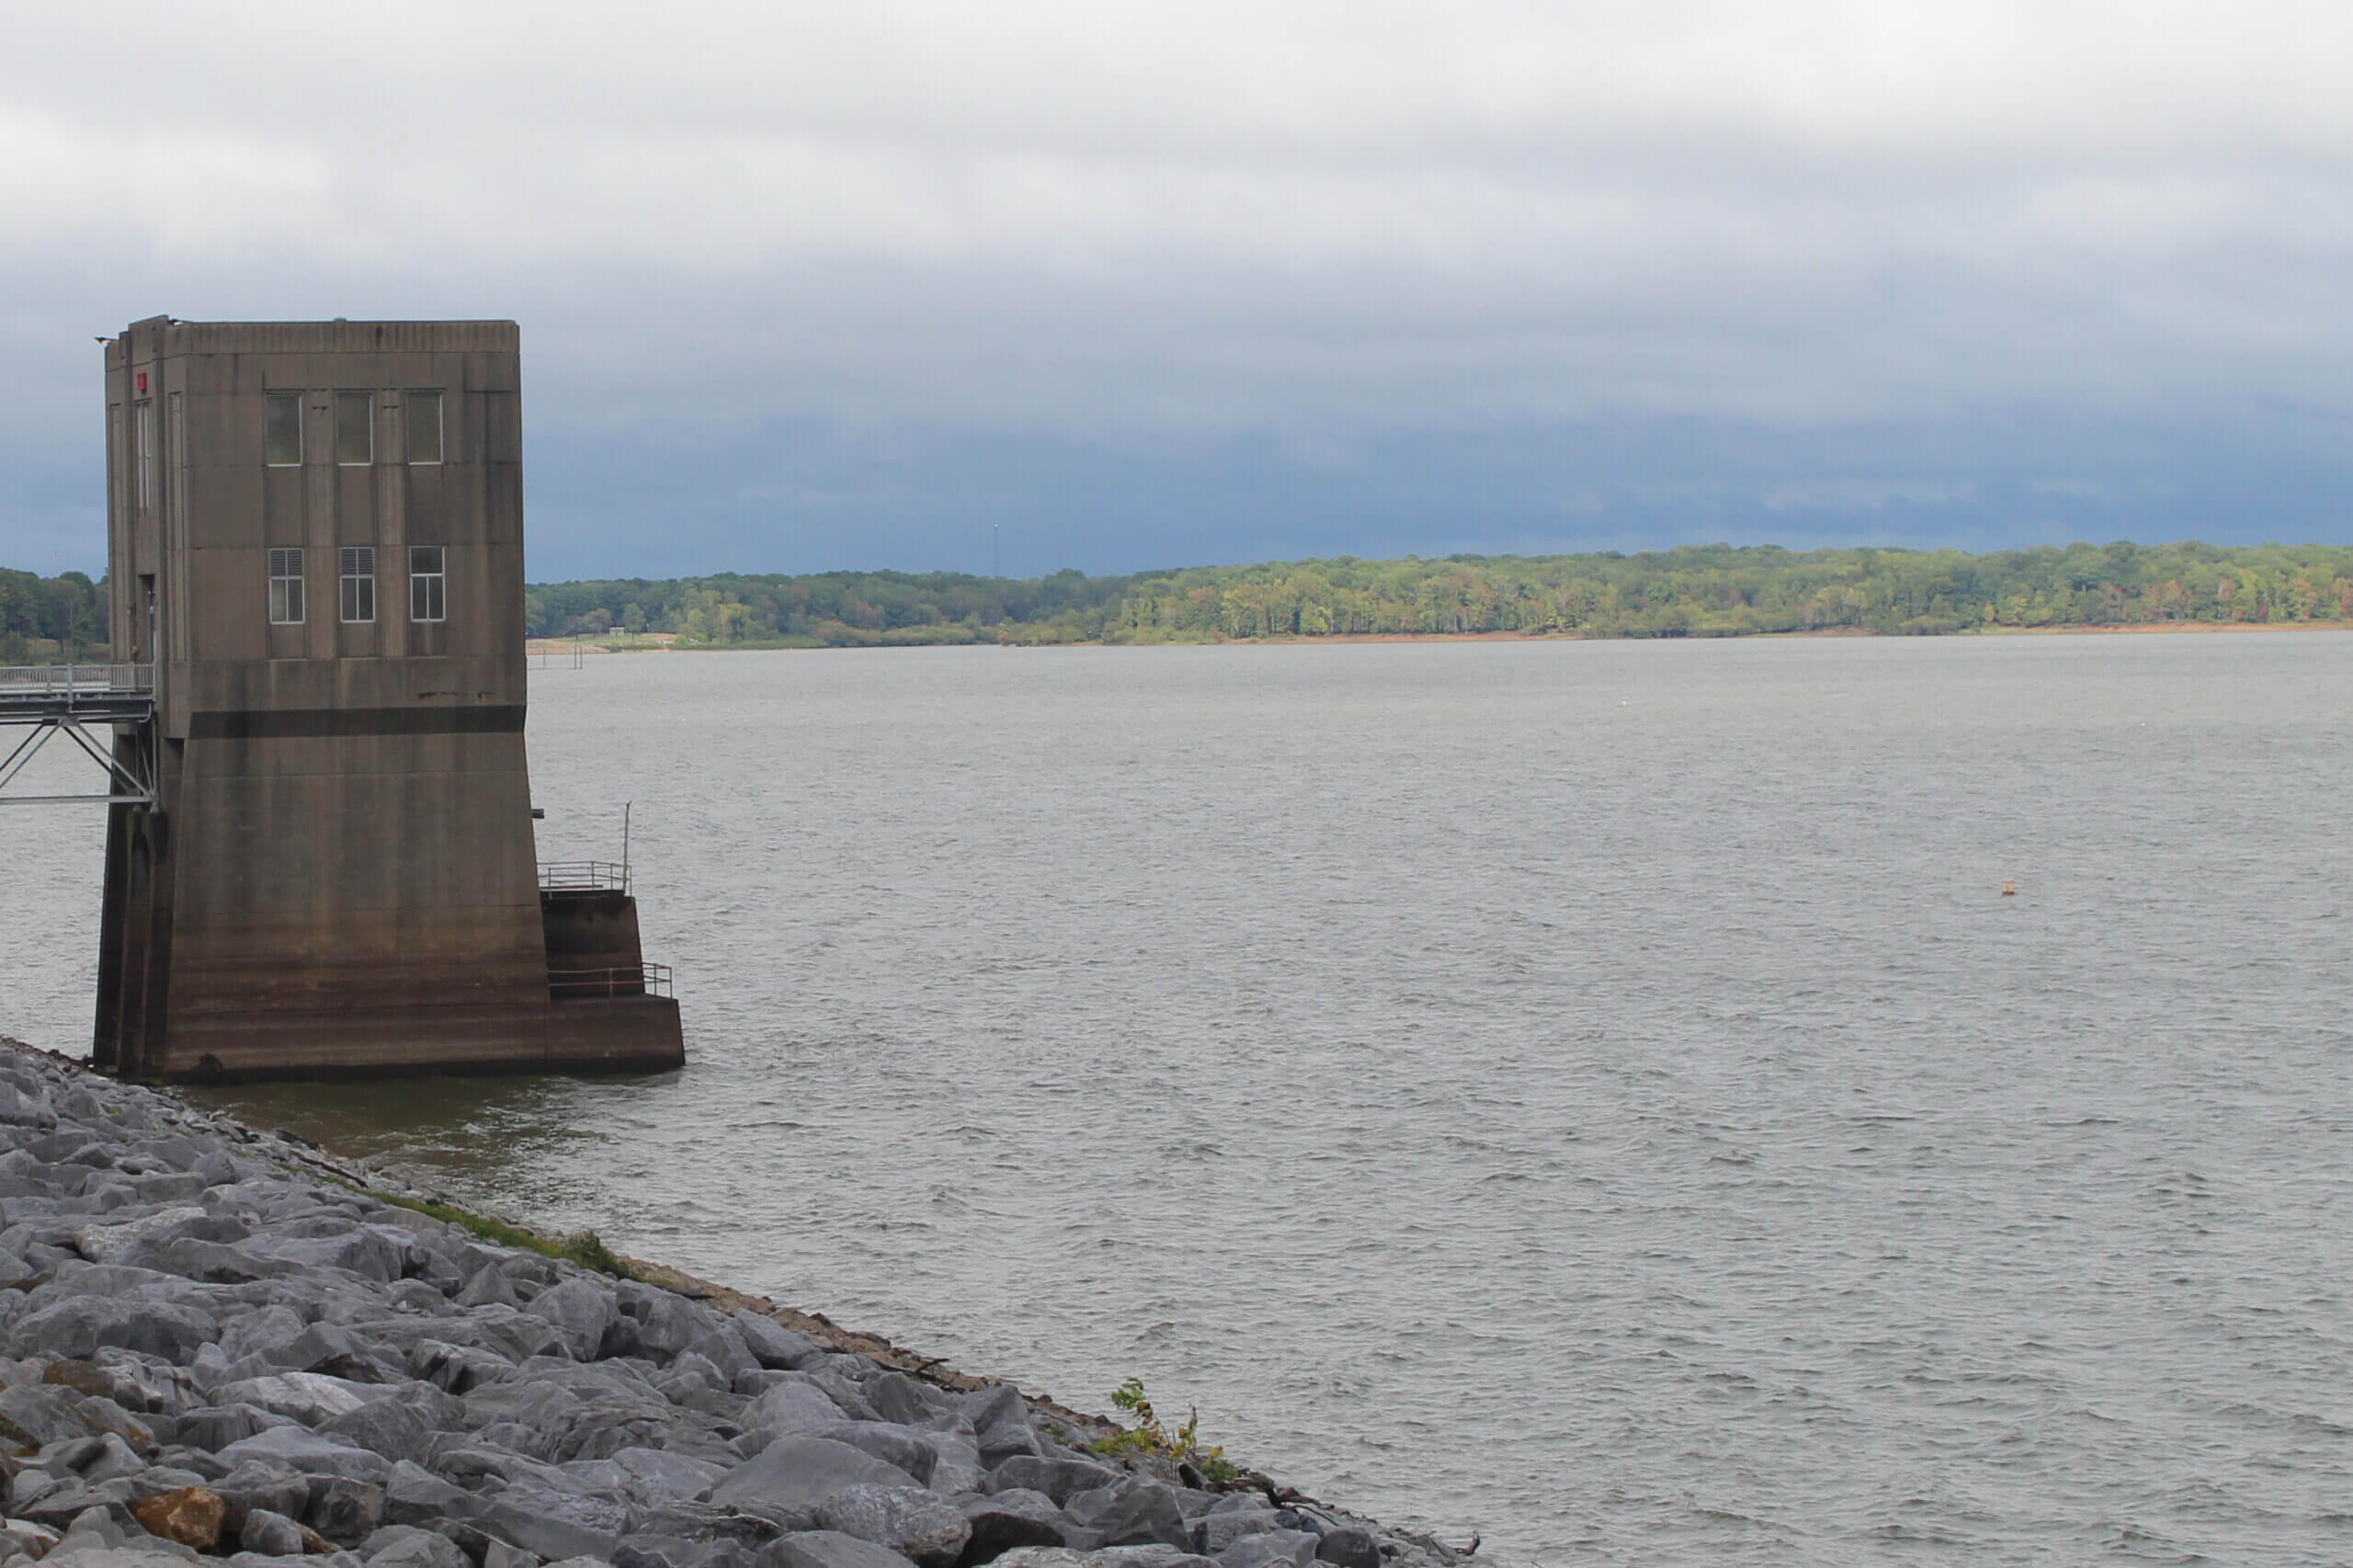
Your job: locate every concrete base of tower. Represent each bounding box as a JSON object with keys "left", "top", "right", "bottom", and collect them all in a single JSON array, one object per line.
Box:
[{"left": 110, "top": 996, "right": 685, "bottom": 1084}]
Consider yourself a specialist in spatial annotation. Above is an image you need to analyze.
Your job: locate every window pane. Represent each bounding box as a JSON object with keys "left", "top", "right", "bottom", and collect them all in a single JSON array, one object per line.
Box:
[
  {"left": 409, "top": 544, "right": 447, "bottom": 623},
  {"left": 405, "top": 391, "right": 443, "bottom": 464},
  {"left": 266, "top": 393, "right": 302, "bottom": 465},
  {"left": 340, "top": 547, "right": 376, "bottom": 623},
  {"left": 335, "top": 392, "right": 372, "bottom": 464},
  {"left": 268, "top": 549, "right": 305, "bottom": 625}
]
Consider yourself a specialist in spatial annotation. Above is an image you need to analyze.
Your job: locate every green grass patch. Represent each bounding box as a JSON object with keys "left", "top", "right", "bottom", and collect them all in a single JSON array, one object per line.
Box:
[{"left": 369, "top": 1189, "right": 636, "bottom": 1279}]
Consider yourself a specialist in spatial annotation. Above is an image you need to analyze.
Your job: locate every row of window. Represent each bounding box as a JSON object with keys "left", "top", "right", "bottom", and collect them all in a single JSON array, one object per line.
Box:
[
  {"left": 267, "top": 546, "right": 445, "bottom": 626},
  {"left": 265, "top": 391, "right": 441, "bottom": 467}
]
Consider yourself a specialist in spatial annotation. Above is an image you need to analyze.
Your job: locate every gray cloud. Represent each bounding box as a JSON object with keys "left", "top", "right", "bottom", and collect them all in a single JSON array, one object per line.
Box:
[{"left": 4, "top": 2, "right": 2349, "bottom": 571}]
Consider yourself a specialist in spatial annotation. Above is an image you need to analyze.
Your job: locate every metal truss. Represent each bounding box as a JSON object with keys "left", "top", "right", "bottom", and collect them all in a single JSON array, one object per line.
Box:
[
  {"left": 0, "top": 665, "right": 159, "bottom": 806},
  {"left": 0, "top": 713, "right": 156, "bottom": 806}
]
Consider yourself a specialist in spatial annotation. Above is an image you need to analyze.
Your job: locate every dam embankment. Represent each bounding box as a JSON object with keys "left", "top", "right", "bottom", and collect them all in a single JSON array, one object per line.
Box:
[{"left": 0, "top": 1036, "right": 1467, "bottom": 1568}]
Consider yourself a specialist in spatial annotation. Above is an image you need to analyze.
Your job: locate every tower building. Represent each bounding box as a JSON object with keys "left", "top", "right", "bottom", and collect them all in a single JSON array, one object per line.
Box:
[{"left": 93, "top": 316, "right": 683, "bottom": 1080}]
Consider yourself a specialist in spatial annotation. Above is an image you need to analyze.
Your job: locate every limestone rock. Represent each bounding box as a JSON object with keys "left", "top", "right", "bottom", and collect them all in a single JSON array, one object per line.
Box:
[
  {"left": 812, "top": 1484, "right": 970, "bottom": 1568},
  {"left": 1218, "top": 1531, "right": 1318, "bottom": 1568},
  {"left": 241, "top": 1506, "right": 308, "bottom": 1556},
  {"left": 308, "top": 1476, "right": 388, "bottom": 1544},
  {"left": 361, "top": 1525, "right": 472, "bottom": 1568},
  {"left": 1088, "top": 1483, "right": 1195, "bottom": 1551},
  {"left": 983, "top": 1459, "right": 1121, "bottom": 1508},
  {"left": 710, "top": 1437, "right": 918, "bottom": 1512},
  {"left": 132, "top": 1484, "right": 229, "bottom": 1551},
  {"left": 1310, "top": 1528, "right": 1380, "bottom": 1568},
  {"left": 762, "top": 1528, "right": 923, "bottom": 1568},
  {"left": 958, "top": 1487, "right": 1074, "bottom": 1562}
]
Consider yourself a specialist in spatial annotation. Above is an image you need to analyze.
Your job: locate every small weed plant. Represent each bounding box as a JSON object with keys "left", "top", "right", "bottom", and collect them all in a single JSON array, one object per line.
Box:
[{"left": 1090, "top": 1377, "right": 1237, "bottom": 1483}]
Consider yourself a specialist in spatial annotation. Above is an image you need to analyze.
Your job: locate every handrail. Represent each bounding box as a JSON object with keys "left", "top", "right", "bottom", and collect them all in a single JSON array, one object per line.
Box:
[
  {"left": 549, "top": 962, "right": 672, "bottom": 999},
  {"left": 538, "top": 861, "right": 631, "bottom": 892},
  {"left": 0, "top": 664, "right": 156, "bottom": 706}
]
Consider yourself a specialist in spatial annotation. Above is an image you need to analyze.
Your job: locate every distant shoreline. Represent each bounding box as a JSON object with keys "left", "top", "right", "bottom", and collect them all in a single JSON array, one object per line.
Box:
[{"left": 528, "top": 619, "right": 2353, "bottom": 655}]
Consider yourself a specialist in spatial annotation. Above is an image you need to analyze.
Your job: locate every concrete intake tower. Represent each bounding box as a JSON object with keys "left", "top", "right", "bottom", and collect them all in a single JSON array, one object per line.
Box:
[{"left": 87, "top": 316, "right": 684, "bottom": 1081}]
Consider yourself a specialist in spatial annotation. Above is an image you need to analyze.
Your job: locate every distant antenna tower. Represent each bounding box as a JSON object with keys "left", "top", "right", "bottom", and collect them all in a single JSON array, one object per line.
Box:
[{"left": 993, "top": 524, "right": 1000, "bottom": 579}]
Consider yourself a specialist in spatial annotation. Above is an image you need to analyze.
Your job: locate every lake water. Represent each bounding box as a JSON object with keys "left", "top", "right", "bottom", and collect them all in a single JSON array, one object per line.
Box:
[{"left": 6, "top": 633, "right": 2352, "bottom": 1565}]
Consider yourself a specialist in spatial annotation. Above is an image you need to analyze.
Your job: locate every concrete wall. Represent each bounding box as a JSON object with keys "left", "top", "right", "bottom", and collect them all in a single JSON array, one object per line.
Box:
[{"left": 95, "top": 318, "right": 681, "bottom": 1081}]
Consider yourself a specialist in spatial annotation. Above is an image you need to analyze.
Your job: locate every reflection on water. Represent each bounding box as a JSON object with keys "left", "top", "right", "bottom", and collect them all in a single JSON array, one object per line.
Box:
[{"left": 182, "top": 1069, "right": 680, "bottom": 1204}]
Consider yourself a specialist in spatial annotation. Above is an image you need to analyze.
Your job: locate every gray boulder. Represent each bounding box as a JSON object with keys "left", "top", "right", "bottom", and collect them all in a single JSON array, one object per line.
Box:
[
  {"left": 812, "top": 1485, "right": 969, "bottom": 1568},
  {"left": 983, "top": 1459, "right": 1120, "bottom": 1508},
  {"left": 214, "top": 1460, "right": 313, "bottom": 1537},
  {"left": 241, "top": 1227, "right": 415, "bottom": 1284},
  {"left": 10, "top": 1295, "right": 218, "bottom": 1362},
  {"left": 71, "top": 1204, "right": 210, "bottom": 1264},
  {"left": 218, "top": 1425, "right": 393, "bottom": 1483},
  {"left": 458, "top": 1492, "right": 620, "bottom": 1565},
  {"left": 361, "top": 1525, "right": 472, "bottom": 1568},
  {"left": 629, "top": 1290, "right": 715, "bottom": 1362},
  {"left": 1218, "top": 1534, "right": 1317, "bottom": 1568},
  {"left": 747, "top": 1381, "right": 849, "bottom": 1437},
  {"left": 605, "top": 1445, "right": 730, "bottom": 1506},
  {"left": 411, "top": 1338, "right": 516, "bottom": 1394},
  {"left": 760, "top": 1529, "right": 920, "bottom": 1568},
  {"left": 917, "top": 1437, "right": 985, "bottom": 1499},
  {"left": 307, "top": 1476, "right": 387, "bottom": 1544},
  {"left": 957, "top": 1488, "right": 1074, "bottom": 1562},
  {"left": 1089, "top": 1483, "right": 1194, "bottom": 1551},
  {"left": 221, "top": 1371, "right": 375, "bottom": 1426},
  {"left": 458, "top": 1265, "right": 524, "bottom": 1310},
  {"left": 240, "top": 1507, "right": 308, "bottom": 1556},
  {"left": 808, "top": 1424, "right": 936, "bottom": 1486},
  {"left": 864, "top": 1375, "right": 950, "bottom": 1431},
  {"left": 0, "top": 1381, "right": 154, "bottom": 1449},
  {"left": 380, "top": 1461, "right": 470, "bottom": 1529},
  {"left": 1190, "top": 1511, "right": 1287, "bottom": 1556},
  {"left": 175, "top": 1404, "right": 287, "bottom": 1450},
  {"left": 961, "top": 1391, "right": 1040, "bottom": 1469},
  {"left": 1310, "top": 1528, "right": 1379, "bottom": 1568},
  {"left": 319, "top": 1391, "right": 438, "bottom": 1465},
  {"left": 710, "top": 1437, "right": 922, "bottom": 1512},
  {"left": 733, "top": 1314, "right": 820, "bottom": 1371},
  {"left": 528, "top": 1278, "right": 616, "bottom": 1363}
]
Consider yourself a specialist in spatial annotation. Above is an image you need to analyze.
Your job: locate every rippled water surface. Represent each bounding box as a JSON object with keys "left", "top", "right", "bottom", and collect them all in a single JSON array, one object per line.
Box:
[{"left": 7, "top": 634, "right": 2353, "bottom": 1565}]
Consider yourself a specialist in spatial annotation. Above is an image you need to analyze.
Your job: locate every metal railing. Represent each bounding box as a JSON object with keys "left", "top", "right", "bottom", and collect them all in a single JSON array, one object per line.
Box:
[
  {"left": 0, "top": 664, "right": 155, "bottom": 708},
  {"left": 538, "top": 861, "right": 631, "bottom": 892},
  {"left": 550, "top": 962, "right": 672, "bottom": 1000}
]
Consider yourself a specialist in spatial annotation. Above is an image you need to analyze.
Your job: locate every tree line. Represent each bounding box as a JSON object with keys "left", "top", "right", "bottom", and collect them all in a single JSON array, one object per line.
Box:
[
  {"left": 0, "top": 569, "right": 106, "bottom": 664},
  {"left": 526, "top": 540, "right": 2353, "bottom": 646},
  {"left": 9, "top": 541, "right": 2352, "bottom": 662}
]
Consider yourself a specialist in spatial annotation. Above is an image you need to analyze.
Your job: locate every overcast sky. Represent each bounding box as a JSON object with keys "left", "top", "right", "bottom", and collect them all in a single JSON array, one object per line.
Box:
[{"left": 5, "top": 1, "right": 2348, "bottom": 578}]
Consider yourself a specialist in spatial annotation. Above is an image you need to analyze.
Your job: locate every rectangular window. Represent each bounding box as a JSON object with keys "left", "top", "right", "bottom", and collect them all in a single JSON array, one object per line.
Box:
[
  {"left": 335, "top": 392, "right": 372, "bottom": 465},
  {"left": 268, "top": 548, "right": 305, "bottom": 624},
  {"left": 409, "top": 545, "right": 447, "bottom": 622},
  {"left": 405, "top": 390, "right": 443, "bottom": 464},
  {"left": 339, "top": 547, "right": 376, "bottom": 623},
  {"left": 265, "top": 392, "right": 302, "bottom": 465},
  {"left": 136, "top": 401, "right": 154, "bottom": 510}
]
